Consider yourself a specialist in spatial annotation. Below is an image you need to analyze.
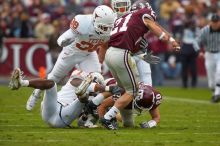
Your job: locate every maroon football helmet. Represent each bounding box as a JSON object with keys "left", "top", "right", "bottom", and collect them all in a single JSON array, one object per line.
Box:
[
  {"left": 134, "top": 83, "right": 162, "bottom": 112},
  {"left": 131, "top": 0, "right": 152, "bottom": 11}
]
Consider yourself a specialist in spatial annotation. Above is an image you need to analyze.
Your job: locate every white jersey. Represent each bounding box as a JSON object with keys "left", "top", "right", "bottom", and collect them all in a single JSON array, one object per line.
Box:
[
  {"left": 58, "top": 15, "right": 110, "bottom": 54},
  {"left": 57, "top": 70, "right": 89, "bottom": 105}
]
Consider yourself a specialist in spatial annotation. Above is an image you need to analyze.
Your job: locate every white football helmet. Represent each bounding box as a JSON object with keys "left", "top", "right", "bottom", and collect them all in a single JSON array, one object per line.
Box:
[
  {"left": 111, "top": 0, "right": 131, "bottom": 17},
  {"left": 90, "top": 72, "right": 105, "bottom": 85},
  {"left": 92, "top": 5, "right": 115, "bottom": 35}
]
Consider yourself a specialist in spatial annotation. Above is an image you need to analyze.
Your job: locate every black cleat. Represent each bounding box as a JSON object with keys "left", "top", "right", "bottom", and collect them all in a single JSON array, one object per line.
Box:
[
  {"left": 211, "top": 95, "right": 220, "bottom": 103},
  {"left": 100, "top": 118, "right": 118, "bottom": 130}
]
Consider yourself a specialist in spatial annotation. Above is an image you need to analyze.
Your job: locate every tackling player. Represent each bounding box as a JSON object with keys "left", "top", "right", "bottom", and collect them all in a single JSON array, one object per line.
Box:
[
  {"left": 110, "top": 0, "right": 158, "bottom": 85},
  {"left": 26, "top": 5, "right": 116, "bottom": 111},
  {"left": 9, "top": 68, "right": 122, "bottom": 128},
  {"left": 102, "top": 0, "right": 180, "bottom": 129}
]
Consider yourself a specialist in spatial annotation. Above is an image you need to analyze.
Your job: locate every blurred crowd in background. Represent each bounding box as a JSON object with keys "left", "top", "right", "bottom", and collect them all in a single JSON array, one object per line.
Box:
[{"left": 0, "top": 0, "right": 220, "bottom": 87}]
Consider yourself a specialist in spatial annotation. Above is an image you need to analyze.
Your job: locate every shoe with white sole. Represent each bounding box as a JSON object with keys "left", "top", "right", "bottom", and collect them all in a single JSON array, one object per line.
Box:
[
  {"left": 75, "top": 75, "right": 93, "bottom": 100},
  {"left": 9, "top": 68, "right": 23, "bottom": 90},
  {"left": 26, "top": 89, "right": 41, "bottom": 111}
]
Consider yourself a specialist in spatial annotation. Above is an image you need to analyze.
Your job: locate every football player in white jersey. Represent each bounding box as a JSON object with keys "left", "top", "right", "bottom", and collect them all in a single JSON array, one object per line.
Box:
[
  {"left": 111, "top": 0, "right": 157, "bottom": 85},
  {"left": 26, "top": 5, "right": 116, "bottom": 111},
  {"left": 9, "top": 68, "right": 122, "bottom": 128}
]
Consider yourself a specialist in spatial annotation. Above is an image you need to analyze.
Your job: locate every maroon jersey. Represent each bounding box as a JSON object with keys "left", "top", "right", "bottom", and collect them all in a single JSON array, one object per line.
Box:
[{"left": 109, "top": 7, "right": 156, "bottom": 53}]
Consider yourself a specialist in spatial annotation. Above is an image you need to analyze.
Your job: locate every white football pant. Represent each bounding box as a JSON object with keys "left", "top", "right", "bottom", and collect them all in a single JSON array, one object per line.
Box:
[{"left": 41, "top": 84, "right": 84, "bottom": 128}]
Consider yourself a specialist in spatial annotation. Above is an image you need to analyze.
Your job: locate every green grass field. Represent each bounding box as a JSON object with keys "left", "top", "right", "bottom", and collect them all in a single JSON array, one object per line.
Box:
[{"left": 0, "top": 85, "right": 220, "bottom": 146}]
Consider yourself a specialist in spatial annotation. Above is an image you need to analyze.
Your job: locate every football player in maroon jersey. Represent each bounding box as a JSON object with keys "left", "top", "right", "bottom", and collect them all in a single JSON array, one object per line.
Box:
[
  {"left": 84, "top": 78, "right": 161, "bottom": 129},
  {"left": 101, "top": 0, "right": 180, "bottom": 129}
]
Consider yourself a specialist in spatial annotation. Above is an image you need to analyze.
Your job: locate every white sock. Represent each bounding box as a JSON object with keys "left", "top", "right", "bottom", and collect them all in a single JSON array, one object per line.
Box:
[
  {"left": 104, "top": 106, "right": 119, "bottom": 120},
  {"left": 87, "top": 83, "right": 96, "bottom": 92},
  {"left": 92, "top": 93, "right": 104, "bottom": 105},
  {"left": 215, "top": 84, "right": 220, "bottom": 95},
  {"left": 20, "top": 80, "right": 29, "bottom": 87}
]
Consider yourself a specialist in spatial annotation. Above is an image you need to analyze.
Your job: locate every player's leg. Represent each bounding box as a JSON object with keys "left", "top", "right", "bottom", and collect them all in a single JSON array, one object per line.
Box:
[
  {"left": 78, "top": 51, "right": 101, "bottom": 73},
  {"left": 27, "top": 49, "right": 81, "bottom": 111},
  {"left": 59, "top": 98, "right": 85, "bottom": 126},
  {"left": 40, "top": 83, "right": 67, "bottom": 128},
  {"left": 9, "top": 68, "right": 55, "bottom": 90},
  {"left": 213, "top": 53, "right": 220, "bottom": 102},
  {"left": 120, "top": 109, "right": 134, "bottom": 127},
  {"left": 135, "top": 57, "right": 152, "bottom": 86},
  {"left": 102, "top": 47, "right": 139, "bottom": 129},
  {"left": 204, "top": 52, "right": 216, "bottom": 91}
]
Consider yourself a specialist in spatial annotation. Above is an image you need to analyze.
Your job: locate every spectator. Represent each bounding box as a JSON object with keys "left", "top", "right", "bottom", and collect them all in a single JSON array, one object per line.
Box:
[
  {"left": 159, "top": 0, "right": 181, "bottom": 29},
  {"left": 180, "top": 19, "right": 199, "bottom": 88},
  {"left": 170, "top": 7, "right": 186, "bottom": 39},
  {"left": 162, "top": 49, "right": 181, "bottom": 79},
  {"left": 82, "top": 1, "right": 97, "bottom": 14},
  {"left": 35, "top": 13, "right": 54, "bottom": 39},
  {"left": 20, "top": 12, "right": 34, "bottom": 38},
  {"left": 48, "top": 20, "right": 61, "bottom": 64},
  {"left": 64, "top": 0, "right": 82, "bottom": 16},
  {"left": 27, "top": 0, "right": 44, "bottom": 24},
  {"left": 145, "top": 32, "right": 168, "bottom": 86}
]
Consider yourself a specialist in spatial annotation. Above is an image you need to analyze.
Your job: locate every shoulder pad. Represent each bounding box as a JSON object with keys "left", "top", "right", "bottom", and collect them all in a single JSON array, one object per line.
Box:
[{"left": 70, "top": 15, "right": 93, "bottom": 34}]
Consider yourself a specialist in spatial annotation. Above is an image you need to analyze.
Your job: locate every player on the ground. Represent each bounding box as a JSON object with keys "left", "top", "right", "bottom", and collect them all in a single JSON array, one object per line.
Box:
[
  {"left": 101, "top": 0, "right": 180, "bottom": 129},
  {"left": 82, "top": 78, "right": 161, "bottom": 129},
  {"left": 26, "top": 5, "right": 116, "bottom": 111},
  {"left": 9, "top": 68, "right": 122, "bottom": 128}
]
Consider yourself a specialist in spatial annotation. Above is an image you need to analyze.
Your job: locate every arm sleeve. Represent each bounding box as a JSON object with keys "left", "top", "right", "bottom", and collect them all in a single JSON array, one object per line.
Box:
[
  {"left": 196, "top": 27, "right": 207, "bottom": 47},
  {"left": 57, "top": 29, "right": 77, "bottom": 47}
]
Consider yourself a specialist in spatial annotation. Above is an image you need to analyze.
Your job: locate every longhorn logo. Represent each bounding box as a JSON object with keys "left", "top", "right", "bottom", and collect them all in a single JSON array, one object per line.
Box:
[{"left": 95, "top": 13, "right": 100, "bottom": 19}]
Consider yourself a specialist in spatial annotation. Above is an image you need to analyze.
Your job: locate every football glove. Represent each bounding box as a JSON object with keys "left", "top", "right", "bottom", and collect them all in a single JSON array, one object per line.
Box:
[
  {"left": 139, "top": 37, "right": 149, "bottom": 53},
  {"left": 143, "top": 51, "right": 161, "bottom": 64},
  {"left": 109, "top": 86, "right": 124, "bottom": 96},
  {"left": 140, "top": 120, "right": 157, "bottom": 128}
]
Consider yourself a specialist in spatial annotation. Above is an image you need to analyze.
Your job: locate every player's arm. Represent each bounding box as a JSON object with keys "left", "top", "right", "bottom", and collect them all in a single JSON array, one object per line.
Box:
[
  {"left": 98, "top": 96, "right": 115, "bottom": 118},
  {"left": 139, "top": 106, "right": 160, "bottom": 128},
  {"left": 143, "top": 18, "right": 180, "bottom": 51},
  {"left": 57, "top": 16, "right": 81, "bottom": 47},
  {"left": 98, "top": 42, "right": 108, "bottom": 64},
  {"left": 57, "top": 29, "right": 77, "bottom": 47}
]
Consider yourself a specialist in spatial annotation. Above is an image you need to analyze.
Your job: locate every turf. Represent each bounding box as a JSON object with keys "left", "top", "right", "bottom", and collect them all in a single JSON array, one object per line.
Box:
[{"left": 0, "top": 85, "right": 220, "bottom": 146}]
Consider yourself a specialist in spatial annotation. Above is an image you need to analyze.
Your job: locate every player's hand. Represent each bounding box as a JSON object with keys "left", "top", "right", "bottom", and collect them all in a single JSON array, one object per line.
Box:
[
  {"left": 140, "top": 121, "right": 151, "bottom": 128},
  {"left": 139, "top": 37, "right": 149, "bottom": 51},
  {"left": 109, "top": 85, "right": 124, "bottom": 96},
  {"left": 140, "top": 120, "right": 157, "bottom": 128},
  {"left": 143, "top": 51, "right": 161, "bottom": 64},
  {"left": 171, "top": 41, "right": 181, "bottom": 52}
]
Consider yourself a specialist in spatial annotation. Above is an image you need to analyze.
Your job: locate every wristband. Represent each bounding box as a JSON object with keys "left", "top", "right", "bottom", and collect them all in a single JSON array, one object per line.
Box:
[
  {"left": 105, "top": 86, "right": 110, "bottom": 91},
  {"left": 169, "top": 37, "right": 175, "bottom": 43},
  {"left": 159, "top": 32, "right": 165, "bottom": 40}
]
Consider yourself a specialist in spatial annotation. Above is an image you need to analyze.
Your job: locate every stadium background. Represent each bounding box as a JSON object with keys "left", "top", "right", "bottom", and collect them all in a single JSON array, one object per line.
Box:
[
  {"left": 0, "top": 1, "right": 220, "bottom": 146},
  {"left": 0, "top": 0, "right": 219, "bottom": 87}
]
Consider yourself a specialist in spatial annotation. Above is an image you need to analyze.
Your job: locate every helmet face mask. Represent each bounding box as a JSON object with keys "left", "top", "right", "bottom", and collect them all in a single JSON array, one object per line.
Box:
[
  {"left": 131, "top": 0, "right": 151, "bottom": 11},
  {"left": 112, "top": 0, "right": 131, "bottom": 17},
  {"left": 92, "top": 5, "right": 115, "bottom": 35}
]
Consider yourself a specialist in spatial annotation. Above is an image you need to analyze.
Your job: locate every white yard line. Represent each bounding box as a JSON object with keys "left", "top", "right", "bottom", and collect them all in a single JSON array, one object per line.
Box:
[{"left": 165, "top": 96, "right": 220, "bottom": 105}]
